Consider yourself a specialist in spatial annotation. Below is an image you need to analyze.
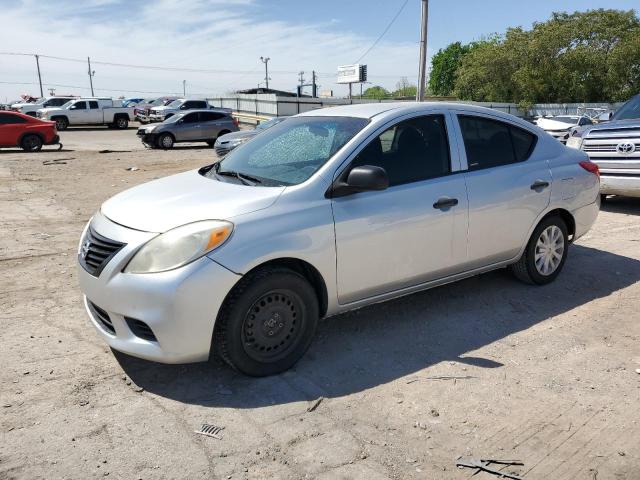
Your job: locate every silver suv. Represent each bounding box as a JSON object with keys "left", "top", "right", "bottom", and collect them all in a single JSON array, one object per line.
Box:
[
  {"left": 137, "top": 109, "right": 238, "bottom": 149},
  {"left": 567, "top": 94, "right": 640, "bottom": 198},
  {"left": 77, "top": 103, "right": 600, "bottom": 376}
]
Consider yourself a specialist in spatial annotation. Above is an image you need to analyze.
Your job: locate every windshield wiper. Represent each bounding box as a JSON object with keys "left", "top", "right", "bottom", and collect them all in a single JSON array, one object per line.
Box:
[{"left": 215, "top": 168, "right": 261, "bottom": 186}]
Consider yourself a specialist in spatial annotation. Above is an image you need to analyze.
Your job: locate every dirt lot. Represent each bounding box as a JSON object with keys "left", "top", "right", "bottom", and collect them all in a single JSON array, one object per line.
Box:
[{"left": 1, "top": 125, "right": 639, "bottom": 480}]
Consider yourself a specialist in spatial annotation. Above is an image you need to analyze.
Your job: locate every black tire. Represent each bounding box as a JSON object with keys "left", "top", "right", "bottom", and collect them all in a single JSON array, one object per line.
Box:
[
  {"left": 53, "top": 117, "right": 68, "bottom": 131},
  {"left": 114, "top": 116, "right": 129, "bottom": 129},
  {"left": 206, "top": 140, "right": 215, "bottom": 147},
  {"left": 214, "top": 267, "right": 319, "bottom": 376},
  {"left": 510, "top": 216, "right": 569, "bottom": 285},
  {"left": 20, "top": 134, "right": 43, "bottom": 152},
  {"left": 157, "top": 133, "right": 174, "bottom": 149},
  {"left": 600, "top": 194, "right": 608, "bottom": 203}
]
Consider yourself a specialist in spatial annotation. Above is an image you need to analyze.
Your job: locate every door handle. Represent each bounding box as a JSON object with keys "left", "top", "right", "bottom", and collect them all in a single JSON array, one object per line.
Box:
[
  {"left": 433, "top": 197, "right": 459, "bottom": 209},
  {"left": 530, "top": 180, "right": 550, "bottom": 190}
]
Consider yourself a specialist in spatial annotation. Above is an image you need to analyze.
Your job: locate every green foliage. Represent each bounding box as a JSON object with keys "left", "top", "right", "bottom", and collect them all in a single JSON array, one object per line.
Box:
[
  {"left": 362, "top": 85, "right": 390, "bottom": 100},
  {"left": 428, "top": 42, "right": 472, "bottom": 96},
  {"left": 449, "top": 9, "right": 640, "bottom": 103}
]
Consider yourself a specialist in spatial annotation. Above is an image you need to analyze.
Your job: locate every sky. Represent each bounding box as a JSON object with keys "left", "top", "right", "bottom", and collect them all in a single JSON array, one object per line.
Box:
[{"left": 0, "top": 0, "right": 638, "bottom": 102}]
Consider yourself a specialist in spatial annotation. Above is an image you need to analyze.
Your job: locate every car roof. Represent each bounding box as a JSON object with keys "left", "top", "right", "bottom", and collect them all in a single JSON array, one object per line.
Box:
[
  {"left": 297, "top": 101, "right": 510, "bottom": 120},
  {"left": 176, "top": 109, "right": 229, "bottom": 114}
]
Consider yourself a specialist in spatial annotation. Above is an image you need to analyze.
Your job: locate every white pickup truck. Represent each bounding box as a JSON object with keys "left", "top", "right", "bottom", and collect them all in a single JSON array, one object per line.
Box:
[{"left": 36, "top": 98, "right": 134, "bottom": 130}]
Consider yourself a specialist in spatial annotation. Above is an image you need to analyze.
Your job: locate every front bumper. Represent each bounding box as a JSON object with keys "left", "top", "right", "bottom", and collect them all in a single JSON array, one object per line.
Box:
[
  {"left": 77, "top": 212, "right": 241, "bottom": 363},
  {"left": 599, "top": 174, "right": 640, "bottom": 197},
  {"left": 149, "top": 114, "right": 164, "bottom": 122},
  {"left": 137, "top": 131, "right": 158, "bottom": 147},
  {"left": 46, "top": 134, "right": 60, "bottom": 146}
]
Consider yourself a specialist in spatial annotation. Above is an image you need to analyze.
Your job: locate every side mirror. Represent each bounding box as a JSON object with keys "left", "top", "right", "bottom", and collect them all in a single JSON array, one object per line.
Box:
[{"left": 329, "top": 165, "right": 389, "bottom": 198}]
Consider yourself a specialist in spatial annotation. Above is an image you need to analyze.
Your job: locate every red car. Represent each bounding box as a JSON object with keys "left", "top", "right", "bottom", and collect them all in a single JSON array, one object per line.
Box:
[{"left": 0, "top": 111, "right": 60, "bottom": 151}]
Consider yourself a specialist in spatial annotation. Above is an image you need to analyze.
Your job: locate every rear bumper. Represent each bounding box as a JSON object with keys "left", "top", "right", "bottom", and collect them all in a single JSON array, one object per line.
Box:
[
  {"left": 600, "top": 174, "right": 640, "bottom": 197},
  {"left": 573, "top": 198, "right": 600, "bottom": 241}
]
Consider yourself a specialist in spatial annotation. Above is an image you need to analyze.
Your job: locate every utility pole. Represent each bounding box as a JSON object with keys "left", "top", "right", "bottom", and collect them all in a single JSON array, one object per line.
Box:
[
  {"left": 312, "top": 70, "right": 317, "bottom": 98},
  {"left": 87, "top": 57, "right": 95, "bottom": 96},
  {"left": 260, "top": 56, "right": 270, "bottom": 89},
  {"left": 183, "top": 80, "right": 186, "bottom": 96},
  {"left": 298, "top": 71, "right": 305, "bottom": 87},
  {"left": 416, "top": 0, "right": 429, "bottom": 101},
  {"left": 34, "top": 55, "right": 43, "bottom": 97}
]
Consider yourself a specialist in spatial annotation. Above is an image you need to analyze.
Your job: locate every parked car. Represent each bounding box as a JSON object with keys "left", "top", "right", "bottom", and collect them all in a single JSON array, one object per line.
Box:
[
  {"left": 567, "top": 93, "right": 640, "bottom": 199},
  {"left": 77, "top": 102, "right": 599, "bottom": 376},
  {"left": 535, "top": 115, "right": 593, "bottom": 143},
  {"left": 11, "top": 96, "right": 77, "bottom": 117},
  {"left": 122, "top": 98, "right": 145, "bottom": 107},
  {"left": 137, "top": 109, "right": 239, "bottom": 149},
  {"left": 0, "top": 111, "right": 60, "bottom": 151},
  {"left": 36, "top": 98, "right": 134, "bottom": 130},
  {"left": 214, "top": 117, "right": 287, "bottom": 156},
  {"left": 148, "top": 98, "right": 211, "bottom": 122},
  {"left": 135, "top": 97, "right": 178, "bottom": 123}
]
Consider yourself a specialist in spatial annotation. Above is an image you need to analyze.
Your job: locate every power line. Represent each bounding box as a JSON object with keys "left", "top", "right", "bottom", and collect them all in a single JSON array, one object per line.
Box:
[{"left": 354, "top": 0, "right": 409, "bottom": 63}]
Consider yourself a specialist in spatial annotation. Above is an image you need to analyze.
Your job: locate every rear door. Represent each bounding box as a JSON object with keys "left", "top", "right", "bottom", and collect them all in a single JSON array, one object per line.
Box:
[
  {"left": 199, "top": 112, "right": 226, "bottom": 140},
  {"left": 0, "top": 113, "right": 28, "bottom": 146},
  {"left": 452, "top": 111, "right": 550, "bottom": 268},
  {"left": 88, "top": 101, "right": 102, "bottom": 123},
  {"left": 332, "top": 112, "right": 469, "bottom": 304}
]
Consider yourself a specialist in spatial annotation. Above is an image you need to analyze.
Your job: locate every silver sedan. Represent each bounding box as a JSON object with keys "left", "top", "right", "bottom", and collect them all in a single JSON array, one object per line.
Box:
[{"left": 77, "top": 102, "right": 600, "bottom": 376}]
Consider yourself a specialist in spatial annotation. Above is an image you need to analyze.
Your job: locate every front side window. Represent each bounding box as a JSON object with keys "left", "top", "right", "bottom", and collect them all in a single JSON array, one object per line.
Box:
[
  {"left": 351, "top": 115, "right": 451, "bottom": 186},
  {"left": 181, "top": 113, "right": 199, "bottom": 123},
  {"left": 72, "top": 101, "right": 87, "bottom": 110},
  {"left": 459, "top": 115, "right": 536, "bottom": 170},
  {"left": 205, "top": 116, "right": 368, "bottom": 186}
]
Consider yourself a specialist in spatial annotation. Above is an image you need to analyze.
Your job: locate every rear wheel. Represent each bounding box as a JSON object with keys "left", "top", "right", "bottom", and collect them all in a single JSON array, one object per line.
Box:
[
  {"left": 214, "top": 267, "right": 319, "bottom": 376},
  {"left": 20, "top": 134, "right": 43, "bottom": 152},
  {"left": 53, "top": 117, "right": 68, "bottom": 131},
  {"left": 157, "top": 133, "right": 174, "bottom": 149},
  {"left": 510, "top": 216, "right": 568, "bottom": 285},
  {"left": 114, "top": 116, "right": 129, "bottom": 129},
  {"left": 600, "top": 194, "right": 608, "bottom": 203}
]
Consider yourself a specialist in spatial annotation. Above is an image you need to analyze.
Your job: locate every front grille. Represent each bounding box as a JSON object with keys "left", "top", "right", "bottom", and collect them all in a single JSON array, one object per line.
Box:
[
  {"left": 88, "top": 301, "right": 115, "bottom": 334},
  {"left": 79, "top": 226, "right": 126, "bottom": 277},
  {"left": 125, "top": 317, "right": 157, "bottom": 342},
  {"left": 583, "top": 144, "right": 618, "bottom": 152}
]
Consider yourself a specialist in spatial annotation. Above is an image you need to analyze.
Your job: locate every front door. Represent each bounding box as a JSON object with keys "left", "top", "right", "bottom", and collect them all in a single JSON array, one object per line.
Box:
[
  {"left": 173, "top": 112, "right": 201, "bottom": 141},
  {"left": 332, "top": 113, "right": 469, "bottom": 304},
  {"left": 67, "top": 101, "right": 87, "bottom": 123},
  {"left": 452, "top": 112, "right": 551, "bottom": 267},
  {"left": 0, "top": 113, "right": 28, "bottom": 146}
]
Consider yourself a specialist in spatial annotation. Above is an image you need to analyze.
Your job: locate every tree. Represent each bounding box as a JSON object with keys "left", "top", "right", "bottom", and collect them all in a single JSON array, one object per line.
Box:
[
  {"left": 393, "top": 77, "right": 417, "bottom": 98},
  {"left": 428, "top": 42, "right": 473, "bottom": 96},
  {"left": 452, "top": 9, "right": 640, "bottom": 103},
  {"left": 362, "top": 86, "right": 390, "bottom": 100}
]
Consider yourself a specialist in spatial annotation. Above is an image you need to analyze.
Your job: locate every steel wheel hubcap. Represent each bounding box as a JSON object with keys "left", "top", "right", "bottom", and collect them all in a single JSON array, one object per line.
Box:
[
  {"left": 162, "top": 136, "right": 172, "bottom": 147},
  {"left": 534, "top": 225, "right": 564, "bottom": 276},
  {"left": 242, "top": 290, "right": 303, "bottom": 362}
]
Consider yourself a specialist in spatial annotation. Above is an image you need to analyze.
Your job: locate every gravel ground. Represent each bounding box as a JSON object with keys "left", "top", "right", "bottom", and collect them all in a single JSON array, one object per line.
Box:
[{"left": 1, "top": 126, "right": 639, "bottom": 479}]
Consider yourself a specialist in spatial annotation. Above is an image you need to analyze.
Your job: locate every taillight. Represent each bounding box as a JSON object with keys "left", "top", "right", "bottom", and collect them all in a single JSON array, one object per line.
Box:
[
  {"left": 579, "top": 160, "right": 599, "bottom": 177},
  {"left": 232, "top": 117, "right": 239, "bottom": 127}
]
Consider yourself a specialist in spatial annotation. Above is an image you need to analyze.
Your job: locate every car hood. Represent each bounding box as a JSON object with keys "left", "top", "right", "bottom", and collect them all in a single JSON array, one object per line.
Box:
[
  {"left": 536, "top": 118, "right": 576, "bottom": 130},
  {"left": 100, "top": 169, "right": 285, "bottom": 232},
  {"left": 217, "top": 130, "right": 257, "bottom": 143},
  {"left": 151, "top": 106, "right": 172, "bottom": 112}
]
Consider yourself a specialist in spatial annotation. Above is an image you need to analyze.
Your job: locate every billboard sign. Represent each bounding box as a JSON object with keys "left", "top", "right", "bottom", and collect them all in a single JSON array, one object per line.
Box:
[{"left": 337, "top": 64, "right": 361, "bottom": 84}]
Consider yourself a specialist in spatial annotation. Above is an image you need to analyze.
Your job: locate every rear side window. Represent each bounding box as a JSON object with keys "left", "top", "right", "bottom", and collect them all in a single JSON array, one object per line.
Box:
[
  {"left": 0, "top": 113, "right": 27, "bottom": 124},
  {"left": 89, "top": 101, "right": 99, "bottom": 109},
  {"left": 200, "top": 112, "right": 225, "bottom": 121},
  {"left": 459, "top": 115, "right": 536, "bottom": 170}
]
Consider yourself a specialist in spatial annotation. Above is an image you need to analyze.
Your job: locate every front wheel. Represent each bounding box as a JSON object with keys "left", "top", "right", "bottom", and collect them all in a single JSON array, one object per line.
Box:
[
  {"left": 510, "top": 216, "right": 569, "bottom": 285},
  {"left": 157, "top": 133, "right": 174, "bottom": 149},
  {"left": 214, "top": 267, "right": 319, "bottom": 376},
  {"left": 54, "top": 117, "right": 68, "bottom": 131},
  {"left": 21, "top": 134, "right": 43, "bottom": 152}
]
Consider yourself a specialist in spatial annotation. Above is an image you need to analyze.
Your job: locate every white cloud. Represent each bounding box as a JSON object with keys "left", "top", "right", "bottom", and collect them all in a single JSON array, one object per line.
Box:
[{"left": 0, "top": 0, "right": 424, "bottom": 101}]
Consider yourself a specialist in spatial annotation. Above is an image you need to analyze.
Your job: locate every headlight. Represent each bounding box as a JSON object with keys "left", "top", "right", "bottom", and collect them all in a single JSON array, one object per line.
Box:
[
  {"left": 124, "top": 220, "right": 233, "bottom": 274},
  {"left": 145, "top": 125, "right": 157, "bottom": 133},
  {"left": 229, "top": 138, "right": 247, "bottom": 146}
]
